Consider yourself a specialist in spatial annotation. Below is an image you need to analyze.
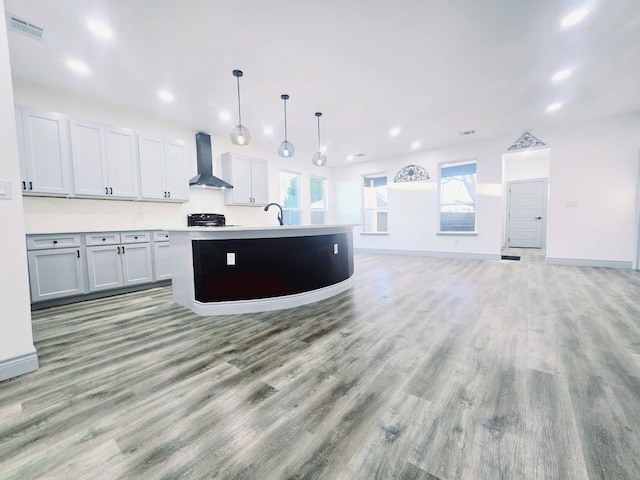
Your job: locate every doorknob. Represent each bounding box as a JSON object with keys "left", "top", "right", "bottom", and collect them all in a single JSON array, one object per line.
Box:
[{"left": 535, "top": 216, "right": 542, "bottom": 220}]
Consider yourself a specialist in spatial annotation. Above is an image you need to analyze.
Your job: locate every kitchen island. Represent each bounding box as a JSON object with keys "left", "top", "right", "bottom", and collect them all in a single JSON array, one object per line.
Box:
[{"left": 169, "top": 225, "right": 355, "bottom": 315}]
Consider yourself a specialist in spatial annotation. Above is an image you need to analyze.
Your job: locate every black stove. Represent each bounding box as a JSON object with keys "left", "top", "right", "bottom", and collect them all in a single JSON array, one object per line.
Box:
[{"left": 188, "top": 213, "right": 226, "bottom": 227}]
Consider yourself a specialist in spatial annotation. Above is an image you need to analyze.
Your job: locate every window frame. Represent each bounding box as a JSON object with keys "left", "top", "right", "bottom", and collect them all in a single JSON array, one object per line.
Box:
[
  {"left": 438, "top": 160, "right": 477, "bottom": 234},
  {"left": 279, "top": 169, "right": 302, "bottom": 225},
  {"left": 309, "top": 175, "right": 328, "bottom": 225},
  {"left": 361, "top": 173, "right": 388, "bottom": 233}
]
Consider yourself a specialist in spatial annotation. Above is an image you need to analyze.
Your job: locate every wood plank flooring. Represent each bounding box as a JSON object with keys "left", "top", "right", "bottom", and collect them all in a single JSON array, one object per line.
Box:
[{"left": 2, "top": 250, "right": 640, "bottom": 479}]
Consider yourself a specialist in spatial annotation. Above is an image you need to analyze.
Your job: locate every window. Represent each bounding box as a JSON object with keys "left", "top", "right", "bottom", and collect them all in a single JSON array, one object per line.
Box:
[
  {"left": 439, "top": 162, "right": 477, "bottom": 232},
  {"left": 362, "top": 174, "right": 388, "bottom": 232},
  {"left": 310, "top": 176, "right": 327, "bottom": 224},
  {"left": 279, "top": 170, "right": 301, "bottom": 225}
]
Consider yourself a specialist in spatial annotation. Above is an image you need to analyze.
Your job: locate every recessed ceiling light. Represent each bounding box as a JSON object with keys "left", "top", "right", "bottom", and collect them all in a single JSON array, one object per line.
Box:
[
  {"left": 263, "top": 127, "right": 273, "bottom": 135},
  {"left": 411, "top": 141, "right": 421, "bottom": 149},
  {"left": 86, "top": 19, "right": 112, "bottom": 39},
  {"left": 67, "top": 59, "right": 90, "bottom": 74},
  {"left": 561, "top": 7, "right": 590, "bottom": 28},
  {"left": 552, "top": 69, "right": 572, "bottom": 81},
  {"left": 390, "top": 127, "right": 400, "bottom": 137},
  {"left": 219, "top": 111, "right": 231, "bottom": 121},
  {"left": 158, "top": 90, "right": 174, "bottom": 102},
  {"left": 546, "top": 102, "right": 562, "bottom": 113}
]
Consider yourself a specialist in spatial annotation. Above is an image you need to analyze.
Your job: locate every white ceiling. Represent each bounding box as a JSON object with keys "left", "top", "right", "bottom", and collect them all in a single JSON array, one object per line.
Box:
[{"left": 4, "top": 0, "right": 640, "bottom": 166}]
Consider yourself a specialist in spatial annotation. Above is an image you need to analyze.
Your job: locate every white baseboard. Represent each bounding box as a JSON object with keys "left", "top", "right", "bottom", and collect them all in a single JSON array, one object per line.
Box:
[
  {"left": 0, "top": 351, "right": 39, "bottom": 382},
  {"left": 191, "top": 276, "right": 355, "bottom": 315},
  {"left": 546, "top": 257, "right": 633, "bottom": 269},
  {"left": 354, "top": 248, "right": 501, "bottom": 261}
]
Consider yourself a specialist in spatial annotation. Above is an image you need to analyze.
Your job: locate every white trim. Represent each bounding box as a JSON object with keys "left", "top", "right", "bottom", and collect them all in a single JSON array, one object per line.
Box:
[
  {"left": 545, "top": 258, "right": 633, "bottom": 269},
  {"left": 436, "top": 231, "right": 478, "bottom": 236},
  {"left": 0, "top": 351, "right": 39, "bottom": 382},
  {"left": 355, "top": 248, "right": 500, "bottom": 261},
  {"left": 190, "top": 276, "right": 355, "bottom": 315}
]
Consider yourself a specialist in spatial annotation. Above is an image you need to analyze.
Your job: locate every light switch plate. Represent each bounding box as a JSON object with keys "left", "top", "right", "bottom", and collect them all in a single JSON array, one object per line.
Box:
[
  {"left": 0, "top": 180, "right": 11, "bottom": 200},
  {"left": 227, "top": 252, "right": 236, "bottom": 265}
]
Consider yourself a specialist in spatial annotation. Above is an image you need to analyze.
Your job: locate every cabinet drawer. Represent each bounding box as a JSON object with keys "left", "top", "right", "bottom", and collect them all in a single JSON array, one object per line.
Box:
[
  {"left": 121, "top": 232, "right": 150, "bottom": 244},
  {"left": 27, "top": 234, "right": 81, "bottom": 250},
  {"left": 86, "top": 233, "right": 121, "bottom": 246},
  {"left": 153, "top": 231, "right": 170, "bottom": 242}
]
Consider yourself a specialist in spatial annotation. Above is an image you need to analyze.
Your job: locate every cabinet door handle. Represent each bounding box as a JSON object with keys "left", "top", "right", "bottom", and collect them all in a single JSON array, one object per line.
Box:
[
  {"left": 29, "top": 181, "right": 33, "bottom": 190},
  {"left": 22, "top": 181, "right": 26, "bottom": 190},
  {"left": 77, "top": 250, "right": 80, "bottom": 258}
]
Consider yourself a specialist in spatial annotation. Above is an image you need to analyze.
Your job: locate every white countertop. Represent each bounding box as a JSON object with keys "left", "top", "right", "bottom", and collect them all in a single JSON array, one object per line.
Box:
[
  {"left": 168, "top": 224, "right": 358, "bottom": 232},
  {"left": 168, "top": 224, "right": 358, "bottom": 239}
]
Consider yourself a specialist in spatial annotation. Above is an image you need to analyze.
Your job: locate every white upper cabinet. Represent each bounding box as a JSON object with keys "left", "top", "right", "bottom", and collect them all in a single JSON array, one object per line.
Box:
[
  {"left": 16, "top": 106, "right": 74, "bottom": 196},
  {"left": 138, "top": 134, "right": 189, "bottom": 202},
  {"left": 221, "top": 153, "right": 268, "bottom": 206},
  {"left": 164, "top": 140, "right": 189, "bottom": 201},
  {"left": 70, "top": 120, "right": 139, "bottom": 199}
]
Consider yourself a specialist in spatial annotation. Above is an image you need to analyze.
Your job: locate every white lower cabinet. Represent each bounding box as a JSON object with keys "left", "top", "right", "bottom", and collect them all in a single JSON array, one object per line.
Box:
[
  {"left": 27, "top": 231, "right": 167, "bottom": 304},
  {"left": 26, "top": 234, "right": 87, "bottom": 302},
  {"left": 85, "top": 233, "right": 153, "bottom": 292},
  {"left": 153, "top": 231, "right": 172, "bottom": 281},
  {"left": 27, "top": 248, "right": 86, "bottom": 302}
]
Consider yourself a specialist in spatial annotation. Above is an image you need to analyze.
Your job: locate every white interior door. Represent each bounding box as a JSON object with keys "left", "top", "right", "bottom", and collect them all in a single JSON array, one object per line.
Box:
[{"left": 507, "top": 179, "right": 547, "bottom": 248}]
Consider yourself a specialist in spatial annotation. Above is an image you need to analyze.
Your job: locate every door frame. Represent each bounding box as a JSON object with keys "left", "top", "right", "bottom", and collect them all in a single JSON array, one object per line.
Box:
[{"left": 506, "top": 178, "right": 548, "bottom": 249}]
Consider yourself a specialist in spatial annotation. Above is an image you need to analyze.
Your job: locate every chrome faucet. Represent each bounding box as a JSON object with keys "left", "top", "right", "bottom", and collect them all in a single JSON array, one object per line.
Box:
[{"left": 263, "top": 203, "right": 284, "bottom": 225}]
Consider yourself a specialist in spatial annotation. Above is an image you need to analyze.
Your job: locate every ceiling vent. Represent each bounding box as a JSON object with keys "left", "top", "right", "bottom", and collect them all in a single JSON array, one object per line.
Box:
[{"left": 8, "top": 14, "right": 44, "bottom": 40}]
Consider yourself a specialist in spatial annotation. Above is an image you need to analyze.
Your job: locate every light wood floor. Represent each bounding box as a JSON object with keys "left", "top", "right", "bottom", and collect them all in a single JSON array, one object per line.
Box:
[{"left": 2, "top": 250, "right": 640, "bottom": 479}]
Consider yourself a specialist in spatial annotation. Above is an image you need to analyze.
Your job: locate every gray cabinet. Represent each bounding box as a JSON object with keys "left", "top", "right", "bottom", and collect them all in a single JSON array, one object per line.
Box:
[
  {"left": 138, "top": 134, "right": 189, "bottom": 201},
  {"left": 26, "top": 234, "right": 86, "bottom": 302},
  {"left": 70, "top": 120, "right": 139, "bottom": 199},
  {"left": 221, "top": 153, "right": 268, "bottom": 206},
  {"left": 16, "top": 106, "right": 74, "bottom": 196},
  {"left": 85, "top": 232, "right": 153, "bottom": 292},
  {"left": 152, "top": 231, "right": 172, "bottom": 281}
]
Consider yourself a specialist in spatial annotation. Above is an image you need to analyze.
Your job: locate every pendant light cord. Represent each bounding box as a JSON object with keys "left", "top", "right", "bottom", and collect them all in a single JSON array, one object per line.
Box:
[
  {"left": 236, "top": 76, "right": 242, "bottom": 127},
  {"left": 283, "top": 98, "right": 288, "bottom": 142}
]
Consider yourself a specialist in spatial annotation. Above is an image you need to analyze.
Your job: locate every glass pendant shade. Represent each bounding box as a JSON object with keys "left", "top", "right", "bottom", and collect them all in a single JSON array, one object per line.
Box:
[
  {"left": 312, "top": 151, "right": 327, "bottom": 166},
  {"left": 230, "top": 70, "right": 250, "bottom": 146},
  {"left": 312, "top": 112, "right": 326, "bottom": 166},
  {"left": 278, "top": 94, "right": 294, "bottom": 158},
  {"left": 230, "top": 124, "right": 251, "bottom": 145},
  {"left": 278, "top": 140, "right": 295, "bottom": 157}
]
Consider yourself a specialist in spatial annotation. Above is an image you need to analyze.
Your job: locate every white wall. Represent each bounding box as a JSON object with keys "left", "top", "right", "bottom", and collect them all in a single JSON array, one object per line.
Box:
[
  {"left": 0, "top": 3, "right": 38, "bottom": 381},
  {"left": 545, "top": 113, "right": 640, "bottom": 265},
  {"left": 503, "top": 148, "right": 550, "bottom": 182},
  {"left": 333, "top": 137, "right": 507, "bottom": 258},
  {"left": 14, "top": 81, "right": 334, "bottom": 232}
]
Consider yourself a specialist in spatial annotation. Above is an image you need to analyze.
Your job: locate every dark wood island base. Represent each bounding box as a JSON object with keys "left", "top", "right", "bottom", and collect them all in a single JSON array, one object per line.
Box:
[{"left": 169, "top": 225, "right": 356, "bottom": 315}]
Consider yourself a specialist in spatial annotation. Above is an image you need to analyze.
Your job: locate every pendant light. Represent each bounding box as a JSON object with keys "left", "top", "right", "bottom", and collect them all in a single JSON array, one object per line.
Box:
[
  {"left": 277, "top": 94, "right": 295, "bottom": 158},
  {"left": 230, "top": 69, "right": 251, "bottom": 146},
  {"left": 312, "top": 112, "right": 327, "bottom": 166}
]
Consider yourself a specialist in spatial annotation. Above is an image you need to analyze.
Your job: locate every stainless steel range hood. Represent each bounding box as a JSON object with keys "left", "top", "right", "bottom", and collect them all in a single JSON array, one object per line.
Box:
[{"left": 189, "top": 132, "right": 234, "bottom": 189}]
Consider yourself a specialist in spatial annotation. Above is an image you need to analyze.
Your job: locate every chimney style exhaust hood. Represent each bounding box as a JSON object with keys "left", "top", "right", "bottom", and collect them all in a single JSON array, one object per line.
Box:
[{"left": 189, "top": 132, "right": 234, "bottom": 189}]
